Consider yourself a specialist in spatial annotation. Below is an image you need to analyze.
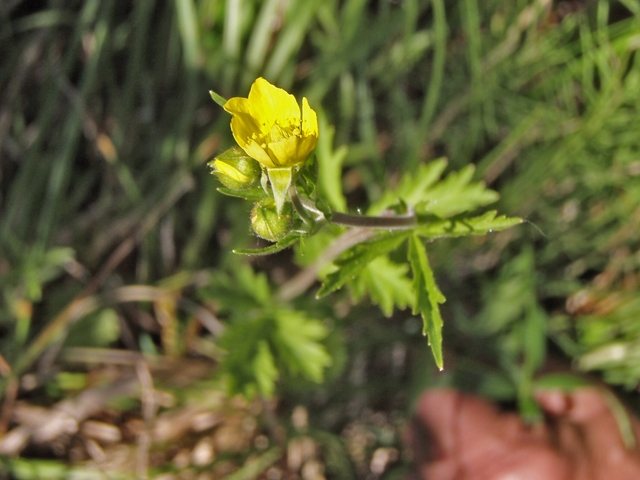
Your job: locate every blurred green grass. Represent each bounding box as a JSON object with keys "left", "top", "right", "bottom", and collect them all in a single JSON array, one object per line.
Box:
[{"left": 1, "top": 0, "right": 640, "bottom": 477}]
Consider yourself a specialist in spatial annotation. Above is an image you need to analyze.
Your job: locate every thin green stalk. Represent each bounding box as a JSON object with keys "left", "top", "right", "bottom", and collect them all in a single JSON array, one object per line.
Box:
[
  {"left": 293, "top": 187, "right": 417, "bottom": 230},
  {"left": 330, "top": 211, "right": 417, "bottom": 229}
]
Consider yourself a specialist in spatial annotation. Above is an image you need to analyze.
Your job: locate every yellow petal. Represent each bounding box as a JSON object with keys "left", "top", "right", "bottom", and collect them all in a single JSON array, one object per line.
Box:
[
  {"left": 214, "top": 159, "right": 250, "bottom": 183},
  {"left": 242, "top": 138, "right": 277, "bottom": 168},
  {"left": 301, "top": 97, "right": 318, "bottom": 136},
  {"left": 249, "top": 78, "right": 300, "bottom": 130},
  {"left": 223, "top": 78, "right": 319, "bottom": 169},
  {"left": 297, "top": 134, "right": 318, "bottom": 160},
  {"left": 224, "top": 97, "right": 259, "bottom": 129},
  {"left": 227, "top": 98, "right": 263, "bottom": 151},
  {"left": 267, "top": 136, "right": 302, "bottom": 167}
]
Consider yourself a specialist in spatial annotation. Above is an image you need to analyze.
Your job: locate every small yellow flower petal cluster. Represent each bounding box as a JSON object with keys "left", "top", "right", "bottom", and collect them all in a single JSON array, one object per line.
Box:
[{"left": 223, "top": 77, "right": 318, "bottom": 169}]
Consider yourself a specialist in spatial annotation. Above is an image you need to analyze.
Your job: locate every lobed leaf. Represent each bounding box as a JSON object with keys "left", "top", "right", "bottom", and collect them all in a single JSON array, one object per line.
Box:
[
  {"left": 368, "top": 159, "right": 448, "bottom": 214},
  {"left": 316, "top": 111, "right": 348, "bottom": 212},
  {"left": 254, "top": 341, "right": 279, "bottom": 397},
  {"left": 217, "top": 317, "right": 272, "bottom": 398},
  {"left": 369, "top": 161, "right": 504, "bottom": 219},
  {"left": 348, "top": 256, "right": 413, "bottom": 317},
  {"left": 414, "top": 165, "right": 499, "bottom": 217},
  {"left": 415, "top": 211, "right": 523, "bottom": 239},
  {"left": 316, "top": 233, "right": 409, "bottom": 298},
  {"left": 408, "top": 234, "right": 445, "bottom": 370},
  {"left": 274, "top": 310, "right": 332, "bottom": 383}
]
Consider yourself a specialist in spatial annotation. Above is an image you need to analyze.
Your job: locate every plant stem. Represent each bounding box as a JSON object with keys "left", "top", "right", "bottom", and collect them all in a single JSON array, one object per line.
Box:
[
  {"left": 330, "top": 211, "right": 416, "bottom": 229},
  {"left": 290, "top": 185, "right": 417, "bottom": 230}
]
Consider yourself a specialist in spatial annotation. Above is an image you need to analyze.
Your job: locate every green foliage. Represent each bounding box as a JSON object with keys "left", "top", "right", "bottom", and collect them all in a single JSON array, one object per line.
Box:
[
  {"left": 415, "top": 211, "right": 523, "bottom": 238},
  {"left": 218, "top": 309, "right": 332, "bottom": 398},
  {"left": 349, "top": 257, "right": 414, "bottom": 317},
  {"left": 273, "top": 310, "right": 333, "bottom": 383},
  {"left": 566, "top": 296, "right": 640, "bottom": 390},
  {"left": 4, "top": 0, "right": 640, "bottom": 475},
  {"left": 208, "top": 266, "right": 332, "bottom": 398},
  {"left": 371, "top": 161, "right": 500, "bottom": 218},
  {"left": 316, "top": 234, "right": 409, "bottom": 298},
  {"left": 307, "top": 160, "right": 520, "bottom": 367},
  {"left": 0, "top": 247, "right": 75, "bottom": 304},
  {"left": 408, "top": 235, "right": 445, "bottom": 370},
  {"left": 315, "top": 111, "right": 349, "bottom": 213},
  {"left": 468, "top": 249, "right": 548, "bottom": 419}
]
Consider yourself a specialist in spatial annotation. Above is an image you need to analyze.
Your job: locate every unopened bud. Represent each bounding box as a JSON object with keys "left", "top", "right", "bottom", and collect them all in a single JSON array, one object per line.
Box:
[
  {"left": 209, "top": 147, "right": 261, "bottom": 190},
  {"left": 251, "top": 199, "right": 293, "bottom": 242}
]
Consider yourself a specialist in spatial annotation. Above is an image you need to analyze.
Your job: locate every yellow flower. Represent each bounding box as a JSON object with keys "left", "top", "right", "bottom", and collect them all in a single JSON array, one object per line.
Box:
[{"left": 223, "top": 77, "right": 318, "bottom": 169}]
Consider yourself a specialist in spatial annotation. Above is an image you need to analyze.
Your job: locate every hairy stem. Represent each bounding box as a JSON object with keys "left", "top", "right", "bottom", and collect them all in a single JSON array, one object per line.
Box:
[
  {"left": 291, "top": 185, "right": 417, "bottom": 230},
  {"left": 330, "top": 211, "right": 416, "bottom": 229}
]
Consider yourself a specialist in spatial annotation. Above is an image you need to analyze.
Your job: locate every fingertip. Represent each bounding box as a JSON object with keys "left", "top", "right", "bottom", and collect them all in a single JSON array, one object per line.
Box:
[
  {"left": 562, "top": 388, "right": 610, "bottom": 422},
  {"left": 535, "top": 390, "right": 573, "bottom": 416}
]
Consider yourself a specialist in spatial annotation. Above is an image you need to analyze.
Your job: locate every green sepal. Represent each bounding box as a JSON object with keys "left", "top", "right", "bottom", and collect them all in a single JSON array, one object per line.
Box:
[
  {"left": 217, "top": 187, "right": 268, "bottom": 201},
  {"left": 267, "top": 167, "right": 293, "bottom": 215},
  {"left": 233, "top": 232, "right": 304, "bottom": 255},
  {"left": 209, "top": 90, "right": 227, "bottom": 107},
  {"left": 251, "top": 199, "right": 293, "bottom": 242}
]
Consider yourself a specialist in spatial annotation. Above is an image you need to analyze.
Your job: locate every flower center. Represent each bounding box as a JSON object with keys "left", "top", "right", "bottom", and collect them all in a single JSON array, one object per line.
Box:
[{"left": 251, "top": 119, "right": 302, "bottom": 147}]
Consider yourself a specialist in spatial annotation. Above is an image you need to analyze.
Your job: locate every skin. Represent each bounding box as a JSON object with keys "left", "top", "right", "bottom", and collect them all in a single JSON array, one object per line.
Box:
[{"left": 406, "top": 388, "right": 640, "bottom": 480}]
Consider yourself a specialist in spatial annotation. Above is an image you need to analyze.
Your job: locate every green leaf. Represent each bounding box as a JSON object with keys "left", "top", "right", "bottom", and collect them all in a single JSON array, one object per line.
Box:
[
  {"left": 203, "top": 265, "right": 272, "bottom": 315},
  {"left": 254, "top": 341, "right": 279, "bottom": 397},
  {"left": 349, "top": 256, "right": 413, "bottom": 317},
  {"left": 415, "top": 165, "right": 499, "bottom": 217},
  {"left": 316, "top": 233, "right": 409, "bottom": 298},
  {"left": 217, "top": 317, "right": 271, "bottom": 398},
  {"left": 408, "top": 234, "right": 445, "bottom": 370},
  {"left": 217, "top": 308, "right": 332, "bottom": 397},
  {"left": 316, "top": 111, "right": 348, "bottom": 212},
  {"left": 369, "top": 161, "right": 503, "bottom": 219},
  {"left": 415, "top": 211, "right": 523, "bottom": 239},
  {"left": 234, "top": 232, "right": 304, "bottom": 255},
  {"left": 475, "top": 247, "right": 537, "bottom": 334},
  {"left": 209, "top": 89, "right": 227, "bottom": 107},
  {"left": 369, "top": 159, "right": 448, "bottom": 214},
  {"left": 234, "top": 264, "right": 272, "bottom": 305},
  {"left": 522, "top": 307, "right": 547, "bottom": 378},
  {"left": 274, "top": 310, "right": 332, "bottom": 383}
]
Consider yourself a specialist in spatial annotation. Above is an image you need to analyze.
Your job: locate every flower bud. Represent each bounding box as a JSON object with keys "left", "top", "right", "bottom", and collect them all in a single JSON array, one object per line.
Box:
[
  {"left": 209, "top": 146, "right": 262, "bottom": 190},
  {"left": 251, "top": 198, "right": 293, "bottom": 242}
]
